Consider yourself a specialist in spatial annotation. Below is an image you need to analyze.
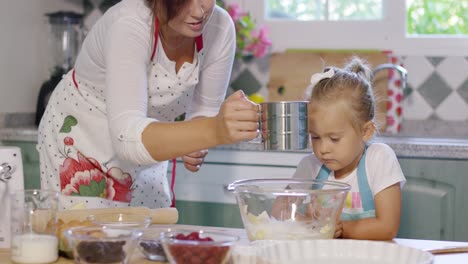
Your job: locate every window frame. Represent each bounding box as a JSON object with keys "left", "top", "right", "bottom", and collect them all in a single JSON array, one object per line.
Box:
[{"left": 231, "top": 0, "right": 468, "bottom": 55}]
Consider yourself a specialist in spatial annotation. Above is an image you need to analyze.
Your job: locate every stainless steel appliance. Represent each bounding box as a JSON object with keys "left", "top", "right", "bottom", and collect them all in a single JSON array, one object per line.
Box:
[
  {"left": 255, "top": 101, "right": 309, "bottom": 151},
  {"left": 35, "top": 11, "right": 84, "bottom": 126},
  {"left": 0, "top": 146, "right": 24, "bottom": 249}
]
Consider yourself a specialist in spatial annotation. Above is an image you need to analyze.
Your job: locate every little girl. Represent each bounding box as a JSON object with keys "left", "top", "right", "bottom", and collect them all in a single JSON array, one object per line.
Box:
[{"left": 293, "top": 57, "right": 406, "bottom": 240}]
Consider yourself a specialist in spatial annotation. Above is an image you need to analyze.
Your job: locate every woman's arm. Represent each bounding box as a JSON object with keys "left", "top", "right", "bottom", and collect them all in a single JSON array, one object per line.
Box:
[
  {"left": 142, "top": 90, "right": 259, "bottom": 161},
  {"left": 341, "top": 183, "right": 402, "bottom": 240}
]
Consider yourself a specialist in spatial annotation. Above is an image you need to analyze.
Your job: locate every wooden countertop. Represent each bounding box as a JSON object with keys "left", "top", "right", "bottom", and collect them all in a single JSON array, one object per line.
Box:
[{"left": 1, "top": 226, "right": 468, "bottom": 264}]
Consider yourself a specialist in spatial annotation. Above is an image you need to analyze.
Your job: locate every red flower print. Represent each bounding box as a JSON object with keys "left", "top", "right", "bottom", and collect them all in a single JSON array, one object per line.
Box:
[
  {"left": 396, "top": 93, "right": 403, "bottom": 103},
  {"left": 107, "top": 167, "right": 133, "bottom": 203},
  {"left": 394, "top": 79, "right": 401, "bottom": 88},
  {"left": 387, "top": 116, "right": 395, "bottom": 126},
  {"left": 388, "top": 69, "right": 394, "bottom": 79},
  {"left": 396, "top": 107, "right": 402, "bottom": 116},
  {"left": 387, "top": 101, "right": 393, "bottom": 110},
  {"left": 64, "top": 137, "right": 74, "bottom": 146},
  {"left": 59, "top": 152, "right": 133, "bottom": 203}
]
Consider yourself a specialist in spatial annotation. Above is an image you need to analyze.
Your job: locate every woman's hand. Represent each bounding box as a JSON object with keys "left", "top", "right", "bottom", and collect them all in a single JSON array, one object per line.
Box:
[
  {"left": 215, "top": 90, "right": 259, "bottom": 145},
  {"left": 182, "top": 149, "right": 208, "bottom": 172}
]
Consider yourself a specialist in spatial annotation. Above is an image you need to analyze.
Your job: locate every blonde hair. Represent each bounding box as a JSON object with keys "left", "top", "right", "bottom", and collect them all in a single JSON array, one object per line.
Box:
[{"left": 309, "top": 57, "right": 378, "bottom": 133}]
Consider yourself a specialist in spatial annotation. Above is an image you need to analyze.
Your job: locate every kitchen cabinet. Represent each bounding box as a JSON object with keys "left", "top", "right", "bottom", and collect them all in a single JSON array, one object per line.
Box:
[
  {"left": 173, "top": 149, "right": 468, "bottom": 242},
  {"left": 397, "top": 157, "right": 468, "bottom": 242},
  {"left": 0, "top": 141, "right": 40, "bottom": 190}
]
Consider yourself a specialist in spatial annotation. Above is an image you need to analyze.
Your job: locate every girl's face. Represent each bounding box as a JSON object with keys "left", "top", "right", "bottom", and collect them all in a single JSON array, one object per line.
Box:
[
  {"left": 308, "top": 100, "right": 366, "bottom": 179},
  {"left": 167, "top": 0, "right": 215, "bottom": 38}
]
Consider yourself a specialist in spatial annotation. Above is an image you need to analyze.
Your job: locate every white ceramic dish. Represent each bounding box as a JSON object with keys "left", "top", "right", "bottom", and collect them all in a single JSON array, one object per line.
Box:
[{"left": 232, "top": 239, "right": 434, "bottom": 264}]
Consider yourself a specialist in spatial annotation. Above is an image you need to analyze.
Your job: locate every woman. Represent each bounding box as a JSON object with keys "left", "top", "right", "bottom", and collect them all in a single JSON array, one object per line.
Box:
[{"left": 37, "top": 0, "right": 259, "bottom": 209}]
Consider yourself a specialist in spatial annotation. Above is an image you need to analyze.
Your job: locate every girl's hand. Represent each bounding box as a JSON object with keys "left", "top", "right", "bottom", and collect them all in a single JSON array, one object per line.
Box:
[
  {"left": 215, "top": 90, "right": 259, "bottom": 145},
  {"left": 182, "top": 149, "right": 208, "bottom": 172},
  {"left": 334, "top": 220, "right": 343, "bottom": 238}
]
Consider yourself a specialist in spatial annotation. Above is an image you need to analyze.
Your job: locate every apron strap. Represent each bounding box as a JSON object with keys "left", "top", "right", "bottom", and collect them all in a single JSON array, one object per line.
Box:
[
  {"left": 150, "top": 17, "right": 159, "bottom": 61},
  {"left": 356, "top": 148, "right": 375, "bottom": 211},
  {"left": 317, "top": 164, "right": 331, "bottom": 180},
  {"left": 170, "top": 158, "right": 176, "bottom": 207},
  {"left": 72, "top": 69, "right": 79, "bottom": 90}
]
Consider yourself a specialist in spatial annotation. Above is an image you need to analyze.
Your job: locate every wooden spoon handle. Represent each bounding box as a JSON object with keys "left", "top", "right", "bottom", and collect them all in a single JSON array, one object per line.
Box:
[{"left": 428, "top": 246, "right": 468, "bottom": 255}]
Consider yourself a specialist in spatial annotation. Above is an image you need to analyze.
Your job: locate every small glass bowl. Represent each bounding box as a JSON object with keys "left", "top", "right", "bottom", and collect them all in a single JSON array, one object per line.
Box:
[
  {"left": 87, "top": 213, "right": 151, "bottom": 228},
  {"left": 137, "top": 225, "right": 175, "bottom": 262},
  {"left": 160, "top": 229, "right": 239, "bottom": 264},
  {"left": 64, "top": 226, "right": 143, "bottom": 264}
]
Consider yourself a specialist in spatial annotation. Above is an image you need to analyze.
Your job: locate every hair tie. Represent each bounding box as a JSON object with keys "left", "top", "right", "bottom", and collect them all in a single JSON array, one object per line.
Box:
[
  {"left": 304, "top": 68, "right": 335, "bottom": 99},
  {"left": 309, "top": 68, "right": 335, "bottom": 88}
]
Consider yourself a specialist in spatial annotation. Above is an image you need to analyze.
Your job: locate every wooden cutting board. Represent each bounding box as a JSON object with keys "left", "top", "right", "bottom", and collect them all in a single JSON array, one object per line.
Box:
[{"left": 268, "top": 50, "right": 390, "bottom": 132}]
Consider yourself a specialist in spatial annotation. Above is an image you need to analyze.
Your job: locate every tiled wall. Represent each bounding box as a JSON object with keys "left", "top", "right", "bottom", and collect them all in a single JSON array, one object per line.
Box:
[
  {"left": 86, "top": 1, "right": 468, "bottom": 128},
  {"left": 400, "top": 56, "right": 468, "bottom": 121}
]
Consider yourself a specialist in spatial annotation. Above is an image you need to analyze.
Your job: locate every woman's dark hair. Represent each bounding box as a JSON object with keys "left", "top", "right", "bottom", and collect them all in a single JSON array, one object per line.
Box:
[{"left": 146, "top": 0, "right": 189, "bottom": 24}]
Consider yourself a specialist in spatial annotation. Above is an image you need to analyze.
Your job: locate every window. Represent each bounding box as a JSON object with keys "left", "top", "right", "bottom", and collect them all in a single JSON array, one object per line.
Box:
[
  {"left": 234, "top": 0, "right": 468, "bottom": 55},
  {"left": 407, "top": 0, "right": 468, "bottom": 35},
  {"left": 267, "top": 0, "right": 382, "bottom": 21}
]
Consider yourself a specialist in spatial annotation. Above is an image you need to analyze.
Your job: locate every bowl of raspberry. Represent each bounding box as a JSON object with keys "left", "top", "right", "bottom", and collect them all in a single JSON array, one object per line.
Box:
[{"left": 160, "top": 229, "right": 239, "bottom": 264}]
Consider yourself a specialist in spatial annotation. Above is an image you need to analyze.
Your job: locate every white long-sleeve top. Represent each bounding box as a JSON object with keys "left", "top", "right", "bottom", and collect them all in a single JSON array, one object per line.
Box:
[{"left": 74, "top": 0, "right": 236, "bottom": 164}]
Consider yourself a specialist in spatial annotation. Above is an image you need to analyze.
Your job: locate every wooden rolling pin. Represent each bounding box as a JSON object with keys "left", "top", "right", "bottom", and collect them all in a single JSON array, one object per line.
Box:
[
  {"left": 56, "top": 206, "right": 179, "bottom": 224},
  {"left": 427, "top": 245, "right": 468, "bottom": 255}
]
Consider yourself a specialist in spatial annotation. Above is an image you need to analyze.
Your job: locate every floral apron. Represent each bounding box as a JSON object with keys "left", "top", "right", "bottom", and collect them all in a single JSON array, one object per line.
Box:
[
  {"left": 37, "top": 18, "right": 204, "bottom": 210},
  {"left": 316, "top": 148, "right": 376, "bottom": 220}
]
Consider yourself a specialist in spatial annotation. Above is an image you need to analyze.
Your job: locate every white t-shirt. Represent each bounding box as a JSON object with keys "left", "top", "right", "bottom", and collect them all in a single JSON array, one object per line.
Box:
[
  {"left": 74, "top": 0, "right": 236, "bottom": 164},
  {"left": 293, "top": 143, "right": 406, "bottom": 214}
]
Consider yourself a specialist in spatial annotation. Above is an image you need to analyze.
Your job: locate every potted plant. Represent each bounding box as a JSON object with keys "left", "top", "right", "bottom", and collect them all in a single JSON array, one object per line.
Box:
[{"left": 218, "top": 1, "right": 272, "bottom": 102}]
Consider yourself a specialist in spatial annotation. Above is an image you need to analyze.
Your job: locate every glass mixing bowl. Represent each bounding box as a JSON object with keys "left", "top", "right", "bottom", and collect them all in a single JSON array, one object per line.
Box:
[
  {"left": 160, "top": 228, "right": 239, "bottom": 264},
  {"left": 87, "top": 213, "right": 151, "bottom": 228},
  {"left": 64, "top": 226, "right": 143, "bottom": 264},
  {"left": 227, "top": 178, "right": 351, "bottom": 241}
]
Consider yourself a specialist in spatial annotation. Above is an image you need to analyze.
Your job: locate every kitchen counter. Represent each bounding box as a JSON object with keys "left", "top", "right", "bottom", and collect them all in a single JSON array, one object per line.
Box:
[
  {"left": 216, "top": 137, "right": 468, "bottom": 160},
  {"left": 2, "top": 125, "right": 468, "bottom": 160},
  {"left": 0, "top": 225, "right": 468, "bottom": 264}
]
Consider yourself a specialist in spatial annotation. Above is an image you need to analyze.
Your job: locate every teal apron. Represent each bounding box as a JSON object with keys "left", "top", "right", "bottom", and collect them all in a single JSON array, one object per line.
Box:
[{"left": 316, "top": 148, "right": 376, "bottom": 220}]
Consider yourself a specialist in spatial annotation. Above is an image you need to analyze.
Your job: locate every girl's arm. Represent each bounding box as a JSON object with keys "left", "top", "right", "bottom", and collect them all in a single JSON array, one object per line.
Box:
[{"left": 341, "top": 183, "right": 402, "bottom": 240}]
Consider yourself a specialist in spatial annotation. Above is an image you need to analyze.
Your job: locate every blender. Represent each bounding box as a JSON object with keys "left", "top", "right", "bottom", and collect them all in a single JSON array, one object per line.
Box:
[{"left": 35, "top": 11, "right": 84, "bottom": 126}]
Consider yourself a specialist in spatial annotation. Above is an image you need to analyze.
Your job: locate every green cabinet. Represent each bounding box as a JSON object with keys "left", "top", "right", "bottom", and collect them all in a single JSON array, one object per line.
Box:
[
  {"left": 175, "top": 201, "right": 244, "bottom": 228},
  {"left": 0, "top": 141, "right": 40, "bottom": 190},
  {"left": 398, "top": 158, "right": 468, "bottom": 242}
]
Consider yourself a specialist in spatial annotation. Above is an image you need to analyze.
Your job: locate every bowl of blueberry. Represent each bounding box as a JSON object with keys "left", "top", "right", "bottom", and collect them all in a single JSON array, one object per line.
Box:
[
  {"left": 138, "top": 225, "right": 174, "bottom": 262},
  {"left": 160, "top": 228, "right": 239, "bottom": 264}
]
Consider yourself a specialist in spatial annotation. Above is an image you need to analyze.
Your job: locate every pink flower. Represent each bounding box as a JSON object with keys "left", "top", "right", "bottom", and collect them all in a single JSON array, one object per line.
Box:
[
  {"left": 222, "top": 3, "right": 272, "bottom": 58},
  {"left": 245, "top": 26, "right": 272, "bottom": 58},
  {"left": 227, "top": 3, "right": 246, "bottom": 22}
]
